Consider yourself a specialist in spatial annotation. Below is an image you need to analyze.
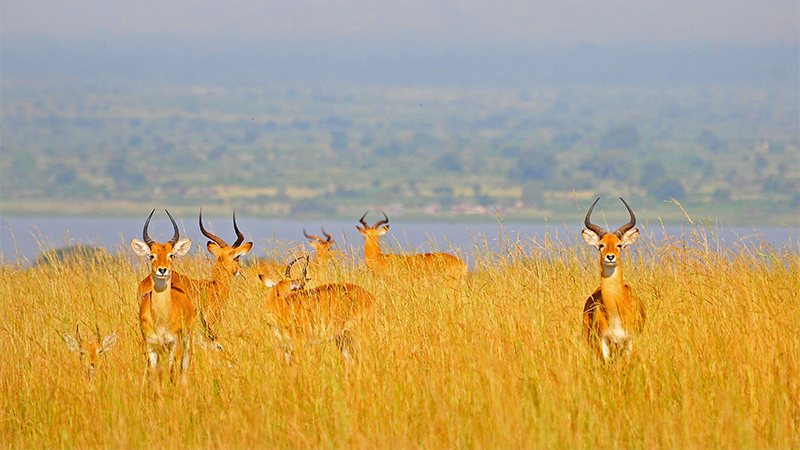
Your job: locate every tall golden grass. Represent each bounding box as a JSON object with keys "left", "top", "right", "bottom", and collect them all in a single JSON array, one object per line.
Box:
[{"left": 0, "top": 223, "right": 797, "bottom": 449}]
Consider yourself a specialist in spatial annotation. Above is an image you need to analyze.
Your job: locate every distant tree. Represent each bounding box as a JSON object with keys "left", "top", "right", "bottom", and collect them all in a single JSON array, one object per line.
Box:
[
  {"left": 579, "top": 150, "right": 631, "bottom": 180},
  {"left": 331, "top": 131, "right": 348, "bottom": 152},
  {"left": 698, "top": 130, "right": 725, "bottom": 154},
  {"left": 712, "top": 188, "right": 731, "bottom": 202},
  {"left": 434, "top": 153, "right": 463, "bottom": 172},
  {"left": 550, "top": 132, "right": 582, "bottom": 151},
  {"left": 649, "top": 179, "right": 685, "bottom": 201},
  {"left": 600, "top": 124, "right": 641, "bottom": 150},
  {"left": 509, "top": 149, "right": 556, "bottom": 181},
  {"left": 640, "top": 160, "right": 666, "bottom": 188}
]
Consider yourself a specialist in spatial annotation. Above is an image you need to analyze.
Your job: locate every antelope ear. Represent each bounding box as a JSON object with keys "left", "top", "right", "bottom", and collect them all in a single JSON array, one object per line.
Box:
[
  {"left": 377, "top": 226, "right": 388, "bottom": 235},
  {"left": 101, "top": 333, "right": 118, "bottom": 352},
  {"left": 207, "top": 242, "right": 222, "bottom": 257},
  {"left": 259, "top": 274, "right": 277, "bottom": 288},
  {"left": 64, "top": 333, "right": 80, "bottom": 353},
  {"left": 620, "top": 228, "right": 639, "bottom": 247},
  {"left": 172, "top": 238, "right": 192, "bottom": 257},
  {"left": 289, "top": 279, "right": 305, "bottom": 291},
  {"left": 130, "top": 239, "right": 151, "bottom": 257},
  {"left": 233, "top": 242, "right": 253, "bottom": 257},
  {"left": 582, "top": 229, "right": 601, "bottom": 249}
]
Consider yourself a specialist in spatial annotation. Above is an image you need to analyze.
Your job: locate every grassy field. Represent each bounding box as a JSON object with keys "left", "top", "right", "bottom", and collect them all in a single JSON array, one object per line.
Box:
[{"left": 0, "top": 224, "right": 798, "bottom": 449}]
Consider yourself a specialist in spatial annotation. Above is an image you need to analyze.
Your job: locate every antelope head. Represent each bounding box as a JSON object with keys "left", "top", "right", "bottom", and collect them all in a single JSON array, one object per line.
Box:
[
  {"left": 304, "top": 227, "right": 337, "bottom": 257},
  {"left": 582, "top": 197, "right": 639, "bottom": 273},
  {"left": 199, "top": 209, "right": 253, "bottom": 277},
  {"left": 130, "top": 209, "right": 192, "bottom": 287},
  {"left": 258, "top": 256, "right": 310, "bottom": 301},
  {"left": 356, "top": 211, "right": 389, "bottom": 239},
  {"left": 64, "top": 324, "right": 117, "bottom": 379}
]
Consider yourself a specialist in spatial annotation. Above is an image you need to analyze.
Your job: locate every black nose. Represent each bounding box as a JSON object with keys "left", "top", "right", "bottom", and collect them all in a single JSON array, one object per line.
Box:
[
  {"left": 157, "top": 267, "right": 168, "bottom": 275},
  {"left": 605, "top": 254, "right": 616, "bottom": 262}
]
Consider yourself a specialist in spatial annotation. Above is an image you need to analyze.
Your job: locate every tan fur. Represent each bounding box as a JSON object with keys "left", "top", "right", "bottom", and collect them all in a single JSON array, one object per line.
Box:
[
  {"left": 64, "top": 324, "right": 117, "bottom": 381},
  {"left": 177, "top": 211, "right": 253, "bottom": 339},
  {"left": 357, "top": 213, "right": 468, "bottom": 290},
  {"left": 259, "top": 268, "right": 375, "bottom": 362},
  {"left": 131, "top": 213, "right": 195, "bottom": 386},
  {"left": 581, "top": 199, "right": 645, "bottom": 360}
]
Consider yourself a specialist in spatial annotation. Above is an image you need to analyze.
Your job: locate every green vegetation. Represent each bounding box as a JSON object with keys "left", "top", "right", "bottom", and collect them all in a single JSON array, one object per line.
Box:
[
  {"left": 0, "top": 225, "right": 797, "bottom": 448},
  {"left": 1, "top": 81, "right": 798, "bottom": 225}
]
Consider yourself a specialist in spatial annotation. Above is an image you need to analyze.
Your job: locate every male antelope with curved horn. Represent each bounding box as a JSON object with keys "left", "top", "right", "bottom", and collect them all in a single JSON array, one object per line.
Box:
[
  {"left": 176, "top": 209, "right": 252, "bottom": 338},
  {"left": 304, "top": 227, "right": 337, "bottom": 266},
  {"left": 258, "top": 257, "right": 375, "bottom": 363},
  {"left": 357, "top": 212, "right": 467, "bottom": 289},
  {"left": 131, "top": 209, "right": 195, "bottom": 385},
  {"left": 581, "top": 197, "right": 645, "bottom": 360}
]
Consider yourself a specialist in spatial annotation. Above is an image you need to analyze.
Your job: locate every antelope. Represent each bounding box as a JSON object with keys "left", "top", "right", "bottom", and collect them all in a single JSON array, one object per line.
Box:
[
  {"left": 303, "top": 227, "right": 338, "bottom": 266},
  {"left": 303, "top": 227, "right": 344, "bottom": 281},
  {"left": 258, "top": 257, "right": 375, "bottom": 363},
  {"left": 581, "top": 197, "right": 646, "bottom": 360},
  {"left": 175, "top": 209, "right": 253, "bottom": 339},
  {"left": 356, "top": 212, "right": 467, "bottom": 289},
  {"left": 63, "top": 324, "right": 117, "bottom": 380},
  {"left": 131, "top": 209, "right": 195, "bottom": 385}
]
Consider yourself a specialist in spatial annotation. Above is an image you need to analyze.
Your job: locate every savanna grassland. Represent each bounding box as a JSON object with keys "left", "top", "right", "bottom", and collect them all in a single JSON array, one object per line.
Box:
[{"left": 0, "top": 225, "right": 798, "bottom": 449}]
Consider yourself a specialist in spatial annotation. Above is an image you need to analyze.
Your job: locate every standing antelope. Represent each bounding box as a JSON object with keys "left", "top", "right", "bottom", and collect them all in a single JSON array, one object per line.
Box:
[
  {"left": 63, "top": 324, "right": 117, "bottom": 380},
  {"left": 357, "top": 212, "right": 467, "bottom": 288},
  {"left": 131, "top": 209, "right": 195, "bottom": 385},
  {"left": 258, "top": 257, "right": 375, "bottom": 363},
  {"left": 175, "top": 209, "right": 252, "bottom": 339},
  {"left": 581, "top": 197, "right": 646, "bottom": 360}
]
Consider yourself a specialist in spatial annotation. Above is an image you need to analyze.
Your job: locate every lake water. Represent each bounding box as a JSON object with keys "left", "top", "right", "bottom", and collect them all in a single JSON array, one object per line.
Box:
[{"left": 1, "top": 215, "right": 797, "bottom": 265}]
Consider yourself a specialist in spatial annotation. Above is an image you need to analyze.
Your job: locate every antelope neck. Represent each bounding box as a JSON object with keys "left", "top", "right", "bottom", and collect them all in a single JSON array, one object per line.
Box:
[
  {"left": 599, "top": 263, "right": 625, "bottom": 312},
  {"left": 364, "top": 235, "right": 383, "bottom": 260}
]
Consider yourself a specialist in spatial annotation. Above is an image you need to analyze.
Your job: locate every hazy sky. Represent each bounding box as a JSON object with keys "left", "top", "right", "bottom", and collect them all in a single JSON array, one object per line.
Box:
[{"left": 3, "top": 0, "right": 797, "bottom": 47}]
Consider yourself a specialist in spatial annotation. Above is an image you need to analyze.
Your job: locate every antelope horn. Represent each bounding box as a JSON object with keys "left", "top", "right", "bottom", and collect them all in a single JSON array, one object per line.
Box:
[
  {"left": 231, "top": 211, "right": 245, "bottom": 247},
  {"left": 375, "top": 211, "right": 390, "bottom": 229},
  {"left": 165, "top": 210, "right": 180, "bottom": 246},
  {"left": 321, "top": 227, "right": 333, "bottom": 243},
  {"left": 142, "top": 209, "right": 156, "bottom": 247},
  {"left": 199, "top": 208, "right": 228, "bottom": 248},
  {"left": 584, "top": 198, "right": 607, "bottom": 238},
  {"left": 285, "top": 256, "right": 307, "bottom": 278},
  {"left": 613, "top": 197, "right": 637, "bottom": 238},
  {"left": 303, "top": 228, "right": 323, "bottom": 243},
  {"left": 358, "top": 211, "right": 370, "bottom": 228}
]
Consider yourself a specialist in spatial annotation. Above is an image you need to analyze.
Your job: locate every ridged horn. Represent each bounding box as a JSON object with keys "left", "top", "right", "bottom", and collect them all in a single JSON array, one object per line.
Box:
[
  {"left": 285, "top": 256, "right": 306, "bottom": 278},
  {"left": 613, "top": 197, "right": 636, "bottom": 238},
  {"left": 321, "top": 227, "right": 333, "bottom": 243},
  {"left": 199, "top": 208, "right": 228, "bottom": 248},
  {"left": 303, "top": 228, "right": 322, "bottom": 243},
  {"left": 231, "top": 211, "right": 245, "bottom": 247},
  {"left": 358, "top": 211, "right": 370, "bottom": 229},
  {"left": 584, "top": 198, "right": 607, "bottom": 238},
  {"left": 142, "top": 209, "right": 156, "bottom": 247},
  {"left": 165, "top": 210, "right": 180, "bottom": 246},
  {"left": 375, "top": 212, "right": 389, "bottom": 229}
]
